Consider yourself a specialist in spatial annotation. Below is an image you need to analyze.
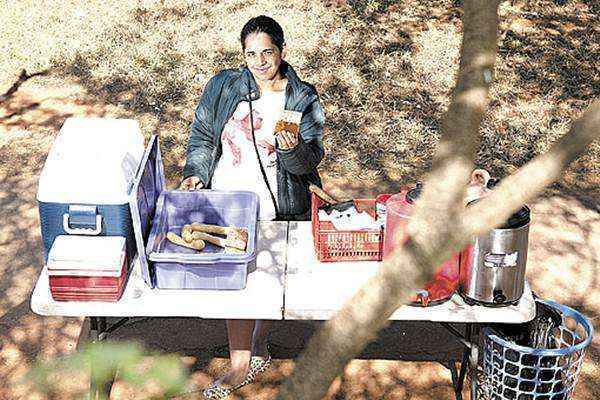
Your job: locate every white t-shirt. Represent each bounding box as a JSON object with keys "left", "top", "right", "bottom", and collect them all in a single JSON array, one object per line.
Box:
[{"left": 211, "top": 90, "right": 286, "bottom": 221}]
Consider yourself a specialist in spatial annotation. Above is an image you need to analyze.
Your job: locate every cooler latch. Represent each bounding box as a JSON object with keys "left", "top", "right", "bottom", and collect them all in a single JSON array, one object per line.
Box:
[{"left": 63, "top": 205, "right": 103, "bottom": 235}]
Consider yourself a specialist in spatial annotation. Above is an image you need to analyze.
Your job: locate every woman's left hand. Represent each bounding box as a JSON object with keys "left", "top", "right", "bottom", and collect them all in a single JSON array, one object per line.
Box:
[{"left": 276, "top": 130, "right": 299, "bottom": 150}]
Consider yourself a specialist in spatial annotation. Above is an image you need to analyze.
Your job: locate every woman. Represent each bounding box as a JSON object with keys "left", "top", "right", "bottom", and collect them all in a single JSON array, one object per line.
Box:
[{"left": 180, "top": 15, "right": 325, "bottom": 399}]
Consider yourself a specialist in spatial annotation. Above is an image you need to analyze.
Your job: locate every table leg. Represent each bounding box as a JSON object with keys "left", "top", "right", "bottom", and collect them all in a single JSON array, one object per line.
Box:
[
  {"left": 438, "top": 323, "right": 483, "bottom": 400},
  {"left": 468, "top": 324, "right": 480, "bottom": 400},
  {"left": 89, "top": 316, "right": 100, "bottom": 341},
  {"left": 439, "top": 323, "right": 470, "bottom": 400},
  {"left": 88, "top": 317, "right": 99, "bottom": 399},
  {"left": 99, "top": 317, "right": 107, "bottom": 339},
  {"left": 455, "top": 347, "right": 470, "bottom": 399},
  {"left": 443, "top": 361, "right": 463, "bottom": 400},
  {"left": 88, "top": 317, "right": 112, "bottom": 400}
]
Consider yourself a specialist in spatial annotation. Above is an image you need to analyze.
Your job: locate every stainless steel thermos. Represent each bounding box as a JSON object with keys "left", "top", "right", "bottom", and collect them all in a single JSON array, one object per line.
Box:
[{"left": 459, "top": 204, "right": 531, "bottom": 306}]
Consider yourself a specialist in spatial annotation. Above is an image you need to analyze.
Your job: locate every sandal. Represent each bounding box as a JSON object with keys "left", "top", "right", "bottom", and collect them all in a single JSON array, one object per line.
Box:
[
  {"left": 202, "top": 345, "right": 272, "bottom": 399},
  {"left": 202, "top": 355, "right": 271, "bottom": 399},
  {"left": 249, "top": 353, "right": 272, "bottom": 376},
  {"left": 201, "top": 371, "right": 259, "bottom": 400},
  {"left": 202, "top": 381, "right": 235, "bottom": 400}
]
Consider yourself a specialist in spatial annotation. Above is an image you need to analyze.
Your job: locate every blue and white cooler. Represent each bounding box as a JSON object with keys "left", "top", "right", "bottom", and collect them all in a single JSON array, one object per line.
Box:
[{"left": 37, "top": 117, "right": 145, "bottom": 267}]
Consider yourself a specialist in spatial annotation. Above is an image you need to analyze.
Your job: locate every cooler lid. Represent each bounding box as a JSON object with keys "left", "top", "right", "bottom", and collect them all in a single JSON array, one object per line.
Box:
[
  {"left": 467, "top": 200, "right": 531, "bottom": 229},
  {"left": 129, "top": 134, "right": 165, "bottom": 287},
  {"left": 501, "top": 205, "right": 530, "bottom": 229},
  {"left": 37, "top": 118, "right": 145, "bottom": 205},
  {"left": 47, "top": 235, "right": 126, "bottom": 277}
]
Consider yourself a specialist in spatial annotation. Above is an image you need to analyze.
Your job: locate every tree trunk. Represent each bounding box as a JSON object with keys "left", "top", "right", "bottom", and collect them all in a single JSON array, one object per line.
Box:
[{"left": 277, "top": 1, "right": 501, "bottom": 399}]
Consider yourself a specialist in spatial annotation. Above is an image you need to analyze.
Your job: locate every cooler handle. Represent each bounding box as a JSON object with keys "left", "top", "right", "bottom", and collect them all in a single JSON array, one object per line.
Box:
[{"left": 62, "top": 205, "right": 103, "bottom": 235}]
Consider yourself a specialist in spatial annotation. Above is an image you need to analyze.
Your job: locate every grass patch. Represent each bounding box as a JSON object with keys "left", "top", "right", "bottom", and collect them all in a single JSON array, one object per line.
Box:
[{"left": 1, "top": 0, "right": 598, "bottom": 192}]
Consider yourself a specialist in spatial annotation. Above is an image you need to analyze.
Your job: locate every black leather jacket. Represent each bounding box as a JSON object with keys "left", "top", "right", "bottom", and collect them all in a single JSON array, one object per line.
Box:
[{"left": 183, "top": 62, "right": 324, "bottom": 219}]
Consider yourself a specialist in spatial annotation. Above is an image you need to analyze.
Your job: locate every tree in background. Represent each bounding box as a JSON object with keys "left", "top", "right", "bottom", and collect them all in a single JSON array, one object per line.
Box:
[{"left": 276, "top": 0, "right": 599, "bottom": 399}]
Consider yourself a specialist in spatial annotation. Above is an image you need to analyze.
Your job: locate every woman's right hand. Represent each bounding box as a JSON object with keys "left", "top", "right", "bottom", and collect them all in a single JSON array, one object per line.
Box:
[{"left": 179, "top": 176, "right": 204, "bottom": 191}]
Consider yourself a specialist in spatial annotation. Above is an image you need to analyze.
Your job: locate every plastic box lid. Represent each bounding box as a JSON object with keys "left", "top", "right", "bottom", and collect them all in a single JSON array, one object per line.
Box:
[
  {"left": 128, "top": 134, "right": 164, "bottom": 286},
  {"left": 47, "top": 235, "right": 126, "bottom": 277},
  {"left": 37, "top": 118, "right": 145, "bottom": 205}
]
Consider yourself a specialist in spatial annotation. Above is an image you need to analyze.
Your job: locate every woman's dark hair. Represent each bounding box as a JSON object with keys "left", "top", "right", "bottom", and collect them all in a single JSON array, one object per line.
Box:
[{"left": 240, "top": 15, "right": 285, "bottom": 51}]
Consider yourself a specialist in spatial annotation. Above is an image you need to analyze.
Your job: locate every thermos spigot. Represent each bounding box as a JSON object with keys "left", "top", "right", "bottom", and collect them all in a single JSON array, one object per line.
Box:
[{"left": 493, "top": 289, "right": 507, "bottom": 304}]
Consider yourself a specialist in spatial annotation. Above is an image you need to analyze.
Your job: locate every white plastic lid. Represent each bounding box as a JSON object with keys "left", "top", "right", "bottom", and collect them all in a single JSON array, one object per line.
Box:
[
  {"left": 37, "top": 118, "right": 145, "bottom": 205},
  {"left": 48, "top": 235, "right": 126, "bottom": 277}
]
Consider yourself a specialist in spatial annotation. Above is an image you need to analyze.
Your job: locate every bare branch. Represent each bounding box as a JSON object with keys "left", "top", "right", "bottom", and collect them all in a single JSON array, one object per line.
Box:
[
  {"left": 278, "top": 99, "right": 600, "bottom": 400},
  {"left": 410, "top": 0, "right": 502, "bottom": 249},
  {"left": 276, "top": 2, "right": 596, "bottom": 399},
  {"left": 461, "top": 100, "right": 600, "bottom": 236},
  {"left": 0, "top": 69, "right": 48, "bottom": 104}
]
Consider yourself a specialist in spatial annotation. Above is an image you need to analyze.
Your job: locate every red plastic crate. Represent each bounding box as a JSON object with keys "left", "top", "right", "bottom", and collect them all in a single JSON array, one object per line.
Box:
[
  {"left": 311, "top": 193, "right": 383, "bottom": 262},
  {"left": 49, "top": 252, "right": 128, "bottom": 303}
]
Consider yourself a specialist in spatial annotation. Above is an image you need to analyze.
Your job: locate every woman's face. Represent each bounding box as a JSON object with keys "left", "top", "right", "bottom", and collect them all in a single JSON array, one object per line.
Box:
[{"left": 243, "top": 32, "right": 285, "bottom": 83}]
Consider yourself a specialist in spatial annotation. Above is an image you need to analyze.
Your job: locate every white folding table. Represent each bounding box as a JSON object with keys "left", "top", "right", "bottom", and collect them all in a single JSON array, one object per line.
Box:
[
  {"left": 30, "top": 221, "right": 537, "bottom": 400},
  {"left": 32, "top": 222, "right": 288, "bottom": 320},
  {"left": 284, "top": 222, "right": 536, "bottom": 399},
  {"left": 285, "top": 222, "right": 535, "bottom": 322}
]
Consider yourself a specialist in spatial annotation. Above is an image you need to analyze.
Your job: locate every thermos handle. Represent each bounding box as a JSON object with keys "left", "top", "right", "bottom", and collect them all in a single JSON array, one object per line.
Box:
[
  {"left": 62, "top": 205, "right": 103, "bottom": 235},
  {"left": 484, "top": 252, "right": 518, "bottom": 268}
]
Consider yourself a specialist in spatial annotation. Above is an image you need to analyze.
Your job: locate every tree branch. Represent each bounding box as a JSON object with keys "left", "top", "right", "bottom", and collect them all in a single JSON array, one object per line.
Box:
[
  {"left": 276, "top": 1, "right": 502, "bottom": 399},
  {"left": 408, "top": 0, "right": 502, "bottom": 262},
  {"left": 461, "top": 100, "right": 600, "bottom": 236},
  {"left": 0, "top": 69, "right": 48, "bottom": 104},
  {"left": 276, "top": 1, "right": 597, "bottom": 399}
]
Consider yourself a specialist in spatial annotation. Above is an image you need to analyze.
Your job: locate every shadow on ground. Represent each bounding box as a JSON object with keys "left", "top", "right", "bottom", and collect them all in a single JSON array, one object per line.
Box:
[{"left": 79, "top": 317, "right": 466, "bottom": 399}]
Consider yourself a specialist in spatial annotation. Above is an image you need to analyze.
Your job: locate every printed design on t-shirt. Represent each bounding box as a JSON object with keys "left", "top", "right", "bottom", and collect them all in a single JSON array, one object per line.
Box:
[{"left": 221, "top": 102, "right": 276, "bottom": 166}]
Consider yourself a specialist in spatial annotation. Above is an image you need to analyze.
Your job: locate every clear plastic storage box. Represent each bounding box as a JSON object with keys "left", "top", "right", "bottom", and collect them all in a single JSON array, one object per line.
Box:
[{"left": 130, "top": 135, "right": 259, "bottom": 290}]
